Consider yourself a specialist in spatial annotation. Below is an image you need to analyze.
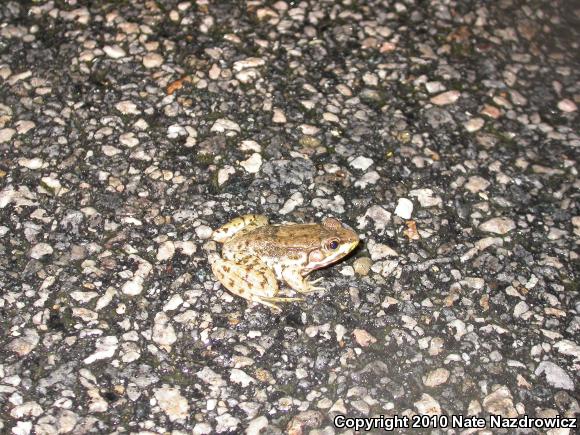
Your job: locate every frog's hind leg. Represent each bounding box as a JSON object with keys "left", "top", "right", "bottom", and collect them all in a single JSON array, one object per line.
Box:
[
  {"left": 282, "top": 267, "right": 326, "bottom": 293},
  {"left": 211, "top": 214, "right": 269, "bottom": 243},
  {"left": 211, "top": 254, "right": 303, "bottom": 311}
]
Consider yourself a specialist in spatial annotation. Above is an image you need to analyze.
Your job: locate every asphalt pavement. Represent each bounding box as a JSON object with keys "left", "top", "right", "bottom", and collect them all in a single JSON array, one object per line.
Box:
[{"left": 0, "top": 0, "right": 579, "bottom": 434}]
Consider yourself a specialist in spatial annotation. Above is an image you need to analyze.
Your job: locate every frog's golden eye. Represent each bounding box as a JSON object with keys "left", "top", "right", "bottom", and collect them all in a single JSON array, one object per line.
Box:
[{"left": 327, "top": 239, "right": 339, "bottom": 250}]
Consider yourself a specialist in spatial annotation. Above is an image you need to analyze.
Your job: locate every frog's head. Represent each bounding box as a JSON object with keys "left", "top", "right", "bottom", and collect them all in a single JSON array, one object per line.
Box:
[{"left": 305, "top": 217, "right": 359, "bottom": 272}]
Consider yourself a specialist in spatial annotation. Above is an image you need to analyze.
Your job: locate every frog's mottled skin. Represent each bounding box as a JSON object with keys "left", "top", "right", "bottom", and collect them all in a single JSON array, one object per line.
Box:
[{"left": 208, "top": 214, "right": 359, "bottom": 310}]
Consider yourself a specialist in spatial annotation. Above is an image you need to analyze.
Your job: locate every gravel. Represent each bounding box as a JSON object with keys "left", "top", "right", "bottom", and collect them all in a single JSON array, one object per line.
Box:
[{"left": 1, "top": 0, "right": 578, "bottom": 433}]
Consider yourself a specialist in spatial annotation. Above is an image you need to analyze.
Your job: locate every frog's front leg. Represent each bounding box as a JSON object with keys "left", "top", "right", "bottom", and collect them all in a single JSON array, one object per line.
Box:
[
  {"left": 282, "top": 267, "right": 325, "bottom": 293},
  {"left": 211, "top": 214, "right": 269, "bottom": 243},
  {"left": 210, "top": 253, "right": 303, "bottom": 311}
]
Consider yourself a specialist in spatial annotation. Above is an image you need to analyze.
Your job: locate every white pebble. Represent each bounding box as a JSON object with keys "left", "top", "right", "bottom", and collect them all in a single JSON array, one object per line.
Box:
[
  {"left": 102, "top": 145, "right": 121, "bottom": 156},
  {"left": 143, "top": 52, "right": 164, "bottom": 68},
  {"left": 217, "top": 165, "right": 235, "bottom": 185},
  {"left": 425, "top": 81, "right": 445, "bottom": 93},
  {"left": 233, "top": 57, "right": 265, "bottom": 71},
  {"left": 115, "top": 100, "right": 140, "bottom": 115},
  {"left": 18, "top": 158, "right": 44, "bottom": 169},
  {"left": 279, "top": 192, "right": 304, "bottom": 215},
  {"left": 535, "top": 361, "right": 574, "bottom": 390},
  {"left": 349, "top": 156, "right": 374, "bottom": 171},
  {"left": 157, "top": 241, "right": 175, "bottom": 261},
  {"left": 557, "top": 99, "right": 577, "bottom": 112},
  {"left": 152, "top": 312, "right": 177, "bottom": 346},
  {"left": 464, "top": 176, "right": 490, "bottom": 193},
  {"left": 119, "top": 132, "right": 139, "bottom": 148},
  {"left": 30, "top": 242, "right": 53, "bottom": 259},
  {"left": 211, "top": 118, "right": 241, "bottom": 133},
  {"left": 103, "top": 45, "right": 126, "bottom": 59},
  {"left": 479, "top": 217, "right": 515, "bottom": 234},
  {"left": 430, "top": 90, "right": 460, "bottom": 105},
  {"left": 394, "top": 198, "right": 413, "bottom": 219},
  {"left": 0, "top": 128, "right": 16, "bottom": 143},
  {"left": 83, "top": 336, "right": 118, "bottom": 364},
  {"left": 409, "top": 188, "right": 442, "bottom": 207},
  {"left": 163, "top": 294, "right": 184, "bottom": 312},
  {"left": 15, "top": 120, "right": 35, "bottom": 134},
  {"left": 464, "top": 117, "right": 485, "bottom": 132},
  {"left": 195, "top": 225, "right": 213, "bottom": 240},
  {"left": 239, "top": 153, "right": 262, "bottom": 173},
  {"left": 154, "top": 385, "right": 189, "bottom": 422},
  {"left": 272, "top": 108, "right": 287, "bottom": 123},
  {"left": 230, "top": 369, "right": 255, "bottom": 387},
  {"left": 239, "top": 140, "right": 261, "bottom": 152},
  {"left": 414, "top": 393, "right": 441, "bottom": 415}
]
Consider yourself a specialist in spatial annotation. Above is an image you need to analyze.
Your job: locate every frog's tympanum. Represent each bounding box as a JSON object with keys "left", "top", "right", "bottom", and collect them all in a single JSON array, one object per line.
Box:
[{"left": 208, "top": 215, "right": 359, "bottom": 310}]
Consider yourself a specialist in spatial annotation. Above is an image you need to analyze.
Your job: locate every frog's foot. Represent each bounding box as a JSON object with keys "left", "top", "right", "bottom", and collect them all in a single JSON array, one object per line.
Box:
[
  {"left": 211, "top": 254, "right": 302, "bottom": 311},
  {"left": 211, "top": 214, "right": 269, "bottom": 243},
  {"left": 283, "top": 268, "right": 326, "bottom": 294}
]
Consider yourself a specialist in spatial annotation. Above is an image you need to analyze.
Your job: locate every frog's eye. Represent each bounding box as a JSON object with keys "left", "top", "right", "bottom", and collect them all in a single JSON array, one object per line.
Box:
[{"left": 328, "top": 240, "right": 339, "bottom": 250}]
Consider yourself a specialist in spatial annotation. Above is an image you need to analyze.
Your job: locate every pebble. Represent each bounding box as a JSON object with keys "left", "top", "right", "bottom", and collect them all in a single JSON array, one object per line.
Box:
[
  {"left": 535, "top": 361, "right": 574, "bottom": 390},
  {"left": 425, "top": 81, "right": 445, "bottom": 94},
  {"left": 195, "top": 225, "right": 213, "bottom": 240},
  {"left": 422, "top": 368, "right": 450, "bottom": 387},
  {"left": 83, "top": 336, "right": 118, "bottom": 364},
  {"left": 18, "top": 157, "right": 44, "bottom": 169},
  {"left": 246, "top": 416, "right": 268, "bottom": 435},
  {"left": 479, "top": 217, "right": 516, "bottom": 234},
  {"left": 239, "top": 140, "right": 261, "bottom": 152},
  {"left": 394, "top": 198, "right": 413, "bottom": 219},
  {"left": 349, "top": 156, "right": 374, "bottom": 171},
  {"left": 119, "top": 132, "right": 139, "bottom": 148},
  {"left": 211, "top": 118, "right": 241, "bottom": 133},
  {"left": 557, "top": 99, "right": 577, "bottom": 112},
  {"left": 481, "top": 104, "right": 501, "bottom": 119},
  {"left": 115, "top": 100, "right": 140, "bottom": 115},
  {"left": 464, "top": 117, "right": 485, "bottom": 132},
  {"left": 8, "top": 329, "right": 39, "bottom": 356},
  {"left": 103, "top": 45, "right": 126, "bottom": 59},
  {"left": 154, "top": 385, "right": 189, "bottom": 421},
  {"left": 30, "top": 242, "right": 53, "bottom": 259},
  {"left": 355, "top": 171, "right": 380, "bottom": 188},
  {"left": 365, "top": 205, "right": 391, "bottom": 231},
  {"left": 216, "top": 413, "right": 241, "bottom": 433},
  {"left": 152, "top": 312, "right": 177, "bottom": 346},
  {"left": 15, "top": 120, "right": 35, "bottom": 134},
  {"left": 272, "top": 108, "right": 287, "bottom": 123},
  {"left": 367, "top": 240, "right": 398, "bottom": 260},
  {"left": 0, "top": 128, "right": 16, "bottom": 143},
  {"left": 554, "top": 340, "right": 580, "bottom": 360},
  {"left": 239, "top": 153, "right": 262, "bottom": 173},
  {"left": 233, "top": 57, "right": 265, "bottom": 71},
  {"left": 409, "top": 189, "right": 442, "bottom": 207},
  {"left": 157, "top": 241, "right": 175, "bottom": 261},
  {"left": 12, "top": 421, "right": 32, "bottom": 435},
  {"left": 217, "top": 165, "right": 235, "bottom": 185},
  {"left": 430, "top": 90, "right": 460, "bottom": 105},
  {"left": 353, "top": 257, "right": 373, "bottom": 276},
  {"left": 230, "top": 369, "right": 255, "bottom": 387},
  {"left": 353, "top": 329, "right": 377, "bottom": 347},
  {"left": 143, "top": 52, "right": 164, "bottom": 68},
  {"left": 102, "top": 145, "right": 121, "bottom": 156},
  {"left": 482, "top": 386, "right": 517, "bottom": 417},
  {"left": 464, "top": 176, "right": 490, "bottom": 193},
  {"left": 414, "top": 394, "right": 442, "bottom": 415},
  {"left": 279, "top": 192, "right": 304, "bottom": 215}
]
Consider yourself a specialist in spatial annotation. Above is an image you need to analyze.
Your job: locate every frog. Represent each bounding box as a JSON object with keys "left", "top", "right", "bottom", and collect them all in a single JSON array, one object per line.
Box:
[{"left": 208, "top": 214, "right": 359, "bottom": 310}]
